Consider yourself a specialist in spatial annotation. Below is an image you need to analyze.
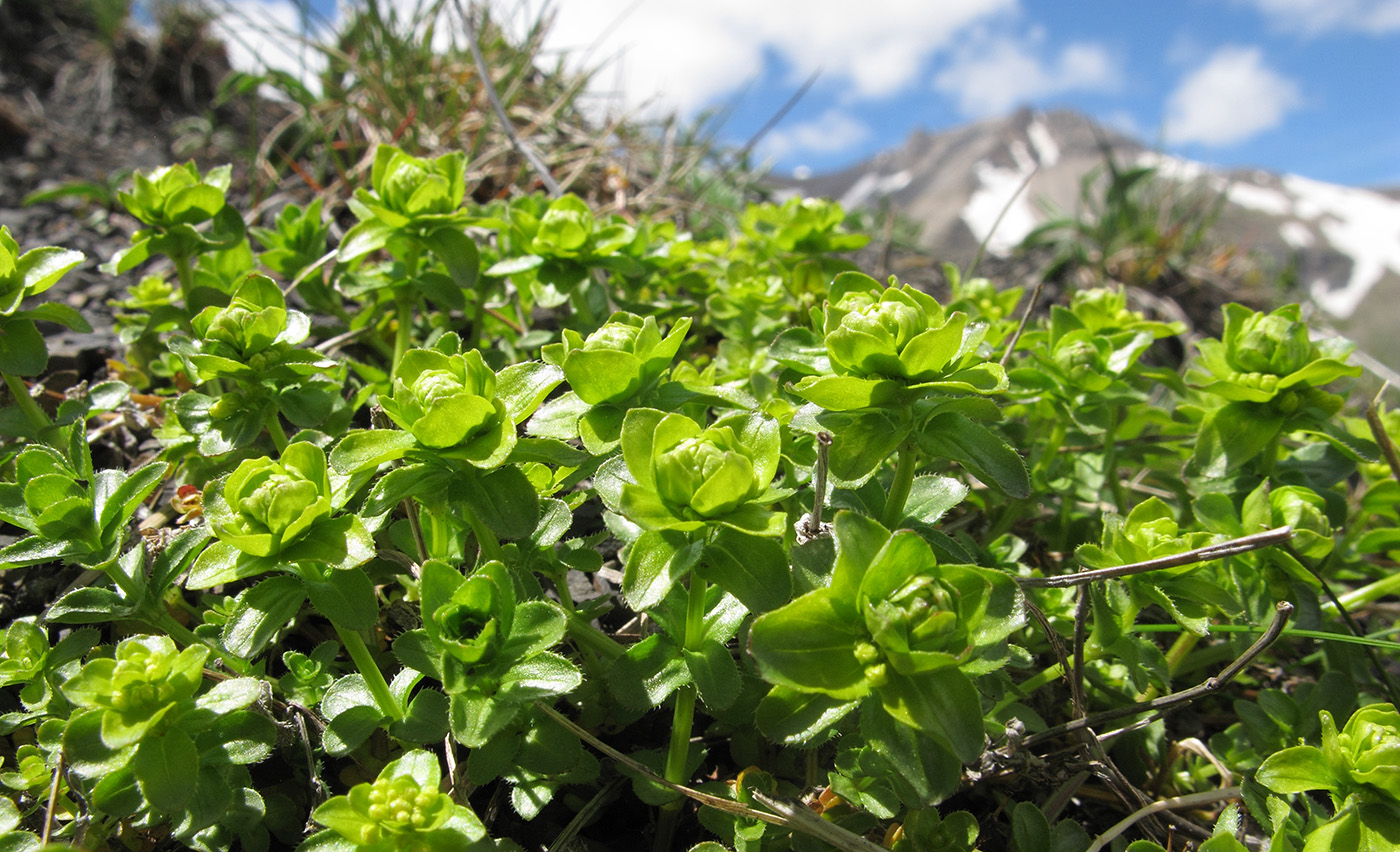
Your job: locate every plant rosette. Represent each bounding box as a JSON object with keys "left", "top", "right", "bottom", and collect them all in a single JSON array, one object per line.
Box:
[
  {"left": 533, "top": 312, "right": 691, "bottom": 452},
  {"left": 748, "top": 511, "right": 1024, "bottom": 759},
  {"left": 398, "top": 560, "right": 581, "bottom": 748},
  {"left": 332, "top": 345, "right": 563, "bottom": 474},
  {"left": 1074, "top": 496, "right": 1233, "bottom": 637},
  {"left": 602, "top": 407, "right": 787, "bottom": 537},
  {"left": 176, "top": 274, "right": 328, "bottom": 380},
  {"left": 0, "top": 443, "right": 167, "bottom": 571},
  {"left": 781, "top": 272, "right": 1007, "bottom": 413},
  {"left": 58, "top": 634, "right": 274, "bottom": 824},
  {"left": 346, "top": 146, "right": 470, "bottom": 236},
  {"left": 1257, "top": 704, "right": 1400, "bottom": 852},
  {"left": 102, "top": 162, "right": 246, "bottom": 278},
  {"left": 0, "top": 226, "right": 90, "bottom": 383},
  {"left": 1190, "top": 303, "right": 1359, "bottom": 410},
  {"left": 187, "top": 443, "right": 375, "bottom": 621},
  {"left": 300, "top": 750, "right": 490, "bottom": 852}
]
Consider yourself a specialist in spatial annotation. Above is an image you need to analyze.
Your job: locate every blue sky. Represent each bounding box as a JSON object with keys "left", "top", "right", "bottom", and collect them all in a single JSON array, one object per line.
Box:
[{"left": 214, "top": 0, "right": 1400, "bottom": 187}]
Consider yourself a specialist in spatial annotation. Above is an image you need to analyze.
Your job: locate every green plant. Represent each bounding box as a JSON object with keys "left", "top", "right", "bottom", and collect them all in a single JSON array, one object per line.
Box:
[{"left": 8, "top": 123, "right": 1400, "bottom": 852}]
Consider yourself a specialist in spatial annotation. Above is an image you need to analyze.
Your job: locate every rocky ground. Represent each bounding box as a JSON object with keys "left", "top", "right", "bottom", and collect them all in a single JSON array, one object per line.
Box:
[{"left": 0, "top": 0, "right": 254, "bottom": 375}]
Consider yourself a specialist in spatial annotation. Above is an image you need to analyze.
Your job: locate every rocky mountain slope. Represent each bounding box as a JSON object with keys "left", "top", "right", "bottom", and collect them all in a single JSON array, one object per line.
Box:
[{"left": 775, "top": 108, "right": 1400, "bottom": 371}]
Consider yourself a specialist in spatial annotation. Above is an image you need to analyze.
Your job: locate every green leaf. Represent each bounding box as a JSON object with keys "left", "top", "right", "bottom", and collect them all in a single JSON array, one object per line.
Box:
[
  {"left": 222, "top": 575, "right": 306, "bottom": 658},
  {"left": 877, "top": 667, "right": 984, "bottom": 763},
  {"left": 18, "top": 245, "right": 84, "bottom": 295},
  {"left": 46, "top": 587, "right": 134, "bottom": 622},
  {"left": 454, "top": 465, "right": 540, "bottom": 540},
  {"left": 418, "top": 227, "right": 480, "bottom": 292},
  {"left": 196, "top": 678, "right": 266, "bottom": 715},
  {"left": 791, "top": 375, "right": 904, "bottom": 411},
  {"left": 1193, "top": 401, "right": 1285, "bottom": 477},
  {"left": 816, "top": 409, "right": 906, "bottom": 485},
  {"left": 754, "top": 685, "right": 857, "bottom": 745},
  {"left": 1257, "top": 745, "right": 1338, "bottom": 794},
  {"left": 63, "top": 709, "right": 133, "bottom": 777},
  {"left": 1012, "top": 801, "right": 1052, "bottom": 852},
  {"left": 329, "top": 428, "right": 416, "bottom": 474},
  {"left": 451, "top": 690, "right": 522, "bottom": 749},
  {"left": 321, "top": 675, "right": 385, "bottom": 756},
  {"left": 302, "top": 566, "right": 379, "bottom": 631},
  {"left": 623, "top": 529, "right": 703, "bottom": 611},
  {"left": 389, "top": 688, "right": 450, "bottom": 744},
  {"left": 748, "top": 591, "right": 866, "bottom": 699},
  {"left": 683, "top": 640, "right": 742, "bottom": 711},
  {"left": 0, "top": 317, "right": 46, "bottom": 376},
  {"left": 496, "top": 362, "right": 565, "bottom": 425},
  {"left": 699, "top": 527, "right": 792, "bottom": 613},
  {"left": 20, "top": 301, "right": 92, "bottom": 332},
  {"left": 323, "top": 704, "right": 384, "bottom": 757},
  {"left": 900, "top": 475, "right": 969, "bottom": 527},
  {"left": 861, "top": 701, "right": 963, "bottom": 809},
  {"left": 608, "top": 634, "right": 689, "bottom": 710},
  {"left": 500, "top": 651, "right": 582, "bottom": 701},
  {"left": 134, "top": 727, "right": 198, "bottom": 812},
  {"left": 917, "top": 412, "right": 1030, "bottom": 498},
  {"left": 187, "top": 540, "right": 272, "bottom": 589},
  {"left": 485, "top": 254, "right": 544, "bottom": 276},
  {"left": 0, "top": 535, "right": 76, "bottom": 570},
  {"left": 96, "top": 460, "right": 169, "bottom": 539},
  {"left": 206, "top": 711, "right": 276, "bottom": 765}
]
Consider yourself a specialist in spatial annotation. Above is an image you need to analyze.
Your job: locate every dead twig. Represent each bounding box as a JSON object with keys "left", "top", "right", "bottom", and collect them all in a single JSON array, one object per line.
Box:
[
  {"left": 1086, "top": 787, "right": 1242, "bottom": 852},
  {"left": 455, "top": 0, "right": 561, "bottom": 197},
  {"left": 1026, "top": 601, "right": 1294, "bottom": 748},
  {"left": 1017, "top": 527, "right": 1293, "bottom": 588}
]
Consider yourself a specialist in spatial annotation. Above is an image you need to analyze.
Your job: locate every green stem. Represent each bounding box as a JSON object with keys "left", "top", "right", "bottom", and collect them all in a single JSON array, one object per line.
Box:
[
  {"left": 1103, "top": 406, "right": 1129, "bottom": 514},
  {"left": 1321, "top": 572, "right": 1400, "bottom": 618},
  {"left": 1259, "top": 431, "right": 1281, "bottom": 479},
  {"left": 662, "top": 575, "right": 709, "bottom": 809},
  {"left": 391, "top": 291, "right": 415, "bottom": 381},
  {"left": 565, "top": 612, "right": 625, "bottom": 663},
  {"left": 265, "top": 411, "right": 289, "bottom": 453},
  {"left": 390, "top": 248, "right": 421, "bottom": 381},
  {"left": 880, "top": 443, "right": 918, "bottom": 530},
  {"left": 3, "top": 372, "right": 50, "bottom": 436},
  {"left": 463, "top": 506, "right": 503, "bottom": 566},
  {"left": 1032, "top": 418, "right": 1068, "bottom": 483},
  {"left": 172, "top": 253, "right": 195, "bottom": 312},
  {"left": 334, "top": 623, "right": 403, "bottom": 721},
  {"left": 991, "top": 643, "right": 1107, "bottom": 718},
  {"left": 1163, "top": 630, "right": 1201, "bottom": 678}
]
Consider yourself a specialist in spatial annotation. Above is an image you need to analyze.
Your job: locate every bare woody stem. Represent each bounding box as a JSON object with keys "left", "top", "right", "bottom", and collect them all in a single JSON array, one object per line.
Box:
[
  {"left": 1017, "top": 526, "right": 1294, "bottom": 589},
  {"left": 802, "top": 431, "right": 833, "bottom": 538}
]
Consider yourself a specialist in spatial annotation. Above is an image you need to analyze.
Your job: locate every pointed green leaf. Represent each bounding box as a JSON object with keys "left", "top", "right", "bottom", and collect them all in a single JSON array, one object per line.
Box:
[
  {"left": 917, "top": 412, "right": 1030, "bottom": 498},
  {"left": 699, "top": 527, "right": 791, "bottom": 613}
]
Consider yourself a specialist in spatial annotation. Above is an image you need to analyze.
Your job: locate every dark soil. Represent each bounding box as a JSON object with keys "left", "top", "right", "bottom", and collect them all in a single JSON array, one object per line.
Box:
[
  {"left": 0, "top": 0, "right": 253, "bottom": 372},
  {"left": 0, "top": 0, "right": 258, "bottom": 621}
]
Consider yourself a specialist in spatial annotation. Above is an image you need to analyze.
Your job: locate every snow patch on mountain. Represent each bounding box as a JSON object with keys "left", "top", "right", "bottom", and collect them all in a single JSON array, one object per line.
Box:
[
  {"left": 1136, "top": 151, "right": 1400, "bottom": 319},
  {"left": 1284, "top": 174, "right": 1400, "bottom": 318},
  {"left": 963, "top": 140, "right": 1039, "bottom": 256},
  {"left": 1027, "top": 118, "right": 1060, "bottom": 167},
  {"left": 840, "top": 169, "right": 913, "bottom": 209}
]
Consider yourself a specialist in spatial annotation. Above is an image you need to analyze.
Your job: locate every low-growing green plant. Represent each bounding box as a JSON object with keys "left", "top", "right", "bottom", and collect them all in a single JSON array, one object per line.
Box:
[{"left": 4, "top": 138, "right": 1398, "bottom": 852}]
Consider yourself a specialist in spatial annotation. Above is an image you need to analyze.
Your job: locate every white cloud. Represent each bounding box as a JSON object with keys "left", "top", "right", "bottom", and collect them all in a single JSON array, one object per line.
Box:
[
  {"left": 210, "top": 1, "right": 330, "bottom": 91},
  {"left": 1162, "top": 46, "right": 1302, "bottom": 147},
  {"left": 1235, "top": 0, "right": 1400, "bottom": 35},
  {"left": 758, "top": 109, "right": 872, "bottom": 162},
  {"left": 528, "top": 0, "right": 1016, "bottom": 118},
  {"left": 932, "top": 30, "right": 1120, "bottom": 117}
]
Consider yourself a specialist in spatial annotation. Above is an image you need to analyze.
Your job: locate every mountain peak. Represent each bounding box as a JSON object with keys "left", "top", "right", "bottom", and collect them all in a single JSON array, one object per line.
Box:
[{"left": 773, "top": 108, "right": 1400, "bottom": 368}]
